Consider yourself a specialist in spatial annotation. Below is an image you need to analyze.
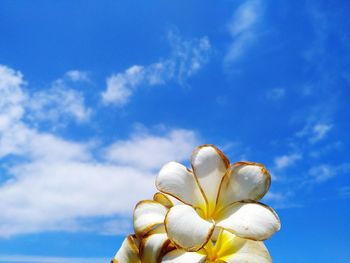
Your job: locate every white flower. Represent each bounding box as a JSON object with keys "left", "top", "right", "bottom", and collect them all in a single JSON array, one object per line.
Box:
[
  {"left": 155, "top": 145, "right": 281, "bottom": 251},
  {"left": 112, "top": 144, "right": 281, "bottom": 262},
  {"left": 162, "top": 229, "right": 272, "bottom": 263}
]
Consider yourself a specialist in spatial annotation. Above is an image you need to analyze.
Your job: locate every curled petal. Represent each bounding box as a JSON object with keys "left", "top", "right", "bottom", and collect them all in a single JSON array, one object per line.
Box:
[
  {"left": 217, "top": 162, "right": 271, "bottom": 209},
  {"left": 153, "top": 192, "right": 183, "bottom": 208},
  {"left": 215, "top": 202, "right": 281, "bottom": 241},
  {"left": 133, "top": 200, "right": 167, "bottom": 237},
  {"left": 156, "top": 162, "right": 206, "bottom": 210},
  {"left": 112, "top": 235, "right": 141, "bottom": 263},
  {"left": 165, "top": 204, "right": 214, "bottom": 251},
  {"left": 191, "top": 145, "right": 229, "bottom": 215},
  {"left": 162, "top": 249, "right": 207, "bottom": 263}
]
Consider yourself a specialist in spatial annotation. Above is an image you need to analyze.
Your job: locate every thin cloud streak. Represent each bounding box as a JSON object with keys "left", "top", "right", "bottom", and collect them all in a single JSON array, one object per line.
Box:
[{"left": 102, "top": 31, "right": 211, "bottom": 106}]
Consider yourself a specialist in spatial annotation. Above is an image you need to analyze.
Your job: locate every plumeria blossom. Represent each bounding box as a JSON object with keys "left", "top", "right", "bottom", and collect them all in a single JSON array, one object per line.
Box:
[
  {"left": 155, "top": 145, "right": 281, "bottom": 251},
  {"left": 162, "top": 229, "right": 272, "bottom": 263},
  {"left": 112, "top": 144, "right": 281, "bottom": 262}
]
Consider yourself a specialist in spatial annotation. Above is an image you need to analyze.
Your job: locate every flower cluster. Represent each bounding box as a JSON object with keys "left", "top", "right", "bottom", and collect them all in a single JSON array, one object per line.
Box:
[{"left": 112, "top": 145, "right": 281, "bottom": 263}]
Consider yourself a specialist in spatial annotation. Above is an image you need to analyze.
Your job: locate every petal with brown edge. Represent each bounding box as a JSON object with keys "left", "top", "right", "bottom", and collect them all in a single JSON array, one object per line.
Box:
[
  {"left": 112, "top": 235, "right": 141, "bottom": 263},
  {"left": 217, "top": 162, "right": 271, "bottom": 209},
  {"left": 191, "top": 145, "right": 229, "bottom": 215},
  {"left": 215, "top": 202, "right": 281, "bottom": 241},
  {"left": 153, "top": 192, "right": 184, "bottom": 208},
  {"left": 222, "top": 239, "right": 272, "bottom": 263},
  {"left": 133, "top": 200, "right": 168, "bottom": 237},
  {"left": 165, "top": 204, "right": 214, "bottom": 252},
  {"left": 156, "top": 162, "right": 206, "bottom": 210},
  {"left": 140, "top": 226, "right": 170, "bottom": 263}
]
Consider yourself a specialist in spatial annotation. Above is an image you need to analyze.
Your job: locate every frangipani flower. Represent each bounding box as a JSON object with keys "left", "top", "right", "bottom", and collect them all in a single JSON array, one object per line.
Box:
[
  {"left": 162, "top": 229, "right": 272, "bottom": 263},
  {"left": 154, "top": 145, "right": 281, "bottom": 251}
]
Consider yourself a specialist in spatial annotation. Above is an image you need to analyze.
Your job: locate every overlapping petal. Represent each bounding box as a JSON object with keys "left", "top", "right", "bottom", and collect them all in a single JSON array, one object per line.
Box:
[
  {"left": 140, "top": 226, "right": 171, "bottom": 263},
  {"left": 215, "top": 202, "right": 281, "bottom": 241},
  {"left": 216, "top": 162, "right": 271, "bottom": 209},
  {"left": 156, "top": 161, "right": 206, "bottom": 211},
  {"left": 191, "top": 145, "right": 229, "bottom": 215},
  {"left": 223, "top": 241, "right": 271, "bottom": 263},
  {"left": 153, "top": 192, "right": 183, "bottom": 208},
  {"left": 112, "top": 235, "right": 141, "bottom": 263},
  {"left": 162, "top": 249, "right": 207, "bottom": 263},
  {"left": 161, "top": 229, "right": 271, "bottom": 263},
  {"left": 133, "top": 200, "right": 168, "bottom": 237},
  {"left": 215, "top": 230, "right": 271, "bottom": 263},
  {"left": 165, "top": 204, "right": 215, "bottom": 251}
]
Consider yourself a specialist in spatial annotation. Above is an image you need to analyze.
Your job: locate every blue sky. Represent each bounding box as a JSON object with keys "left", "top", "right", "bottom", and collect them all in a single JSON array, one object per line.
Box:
[{"left": 0, "top": 0, "right": 350, "bottom": 262}]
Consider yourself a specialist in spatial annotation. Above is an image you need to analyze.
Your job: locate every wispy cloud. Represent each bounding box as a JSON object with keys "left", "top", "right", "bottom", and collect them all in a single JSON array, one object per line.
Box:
[
  {"left": 307, "top": 163, "right": 350, "bottom": 183},
  {"left": 297, "top": 122, "right": 332, "bottom": 144},
  {"left": 224, "top": 0, "right": 263, "bottom": 64},
  {"left": 27, "top": 79, "right": 92, "bottom": 124},
  {"left": 102, "top": 31, "right": 211, "bottom": 106},
  {"left": 65, "top": 70, "right": 90, "bottom": 82},
  {"left": 273, "top": 153, "right": 302, "bottom": 170}
]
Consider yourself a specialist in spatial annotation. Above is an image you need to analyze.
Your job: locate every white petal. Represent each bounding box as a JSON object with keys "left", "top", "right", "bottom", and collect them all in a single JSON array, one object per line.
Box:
[
  {"left": 133, "top": 200, "right": 168, "bottom": 236},
  {"left": 156, "top": 162, "right": 206, "bottom": 210},
  {"left": 153, "top": 192, "right": 183, "bottom": 208},
  {"left": 217, "top": 162, "right": 271, "bottom": 209},
  {"left": 213, "top": 230, "right": 271, "bottom": 263},
  {"left": 216, "top": 202, "right": 281, "bottom": 241},
  {"left": 223, "top": 239, "right": 271, "bottom": 263},
  {"left": 162, "top": 249, "right": 206, "bottom": 263},
  {"left": 112, "top": 235, "right": 141, "bottom": 263},
  {"left": 191, "top": 145, "right": 229, "bottom": 215},
  {"left": 165, "top": 204, "right": 214, "bottom": 251},
  {"left": 140, "top": 228, "right": 169, "bottom": 263}
]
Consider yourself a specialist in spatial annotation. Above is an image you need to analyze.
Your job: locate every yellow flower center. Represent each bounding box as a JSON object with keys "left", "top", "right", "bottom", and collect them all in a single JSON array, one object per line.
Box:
[{"left": 198, "top": 229, "right": 240, "bottom": 263}]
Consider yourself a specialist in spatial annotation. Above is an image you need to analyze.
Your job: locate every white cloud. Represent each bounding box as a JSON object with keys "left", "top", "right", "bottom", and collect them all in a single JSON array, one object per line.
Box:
[
  {"left": 273, "top": 153, "right": 302, "bottom": 170},
  {"left": 0, "top": 64, "right": 202, "bottom": 237},
  {"left": 102, "top": 65, "right": 145, "bottom": 105},
  {"left": 27, "top": 82, "right": 91, "bottom": 123},
  {"left": 266, "top": 88, "right": 286, "bottom": 100},
  {"left": 65, "top": 70, "right": 89, "bottom": 82},
  {"left": 105, "top": 128, "right": 199, "bottom": 170},
  {"left": 0, "top": 64, "right": 91, "bottom": 127},
  {"left": 0, "top": 65, "right": 27, "bottom": 130},
  {"left": 0, "top": 127, "right": 199, "bottom": 237},
  {"left": 225, "top": 0, "right": 262, "bottom": 64},
  {"left": 102, "top": 32, "right": 211, "bottom": 106}
]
